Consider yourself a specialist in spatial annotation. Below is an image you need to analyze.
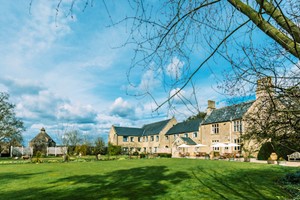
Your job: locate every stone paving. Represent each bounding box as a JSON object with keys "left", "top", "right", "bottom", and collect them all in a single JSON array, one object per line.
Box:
[{"left": 249, "top": 159, "right": 300, "bottom": 167}]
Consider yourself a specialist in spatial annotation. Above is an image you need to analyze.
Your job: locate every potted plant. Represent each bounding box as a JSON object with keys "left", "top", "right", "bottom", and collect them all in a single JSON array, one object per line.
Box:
[
  {"left": 244, "top": 155, "right": 250, "bottom": 162},
  {"left": 277, "top": 157, "right": 286, "bottom": 165},
  {"left": 267, "top": 157, "right": 275, "bottom": 164},
  {"left": 228, "top": 153, "right": 235, "bottom": 161},
  {"left": 205, "top": 153, "right": 210, "bottom": 160}
]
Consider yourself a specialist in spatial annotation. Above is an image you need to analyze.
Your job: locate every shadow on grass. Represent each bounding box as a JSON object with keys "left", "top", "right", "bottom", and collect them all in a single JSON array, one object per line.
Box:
[
  {"left": 0, "top": 171, "right": 51, "bottom": 184},
  {"left": 0, "top": 166, "right": 190, "bottom": 200},
  {"left": 191, "top": 165, "right": 291, "bottom": 200}
]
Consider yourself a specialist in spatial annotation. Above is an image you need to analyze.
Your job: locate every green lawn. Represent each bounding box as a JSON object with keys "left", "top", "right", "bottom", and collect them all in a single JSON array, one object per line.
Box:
[{"left": 0, "top": 158, "right": 297, "bottom": 200}]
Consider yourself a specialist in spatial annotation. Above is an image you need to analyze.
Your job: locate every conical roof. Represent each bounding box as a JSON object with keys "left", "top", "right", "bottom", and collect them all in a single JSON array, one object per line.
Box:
[{"left": 30, "top": 128, "right": 55, "bottom": 144}]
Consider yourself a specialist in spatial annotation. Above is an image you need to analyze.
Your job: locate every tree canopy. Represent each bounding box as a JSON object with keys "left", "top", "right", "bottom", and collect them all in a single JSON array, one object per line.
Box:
[{"left": 0, "top": 92, "right": 24, "bottom": 146}]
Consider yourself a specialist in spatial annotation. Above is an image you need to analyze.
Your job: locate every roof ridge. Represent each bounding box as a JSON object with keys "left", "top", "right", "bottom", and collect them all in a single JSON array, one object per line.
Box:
[
  {"left": 142, "top": 118, "right": 171, "bottom": 127},
  {"left": 214, "top": 100, "right": 254, "bottom": 110}
]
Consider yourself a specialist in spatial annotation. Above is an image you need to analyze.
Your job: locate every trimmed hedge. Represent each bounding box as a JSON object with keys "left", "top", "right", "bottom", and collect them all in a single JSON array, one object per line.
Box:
[{"left": 158, "top": 153, "right": 172, "bottom": 158}]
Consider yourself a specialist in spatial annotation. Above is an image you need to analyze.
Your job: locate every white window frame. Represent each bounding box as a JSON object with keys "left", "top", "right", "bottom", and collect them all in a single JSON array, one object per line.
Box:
[
  {"left": 212, "top": 124, "right": 219, "bottom": 134},
  {"left": 233, "top": 120, "right": 242, "bottom": 132},
  {"left": 234, "top": 138, "right": 241, "bottom": 151},
  {"left": 193, "top": 132, "right": 197, "bottom": 138},
  {"left": 123, "top": 136, "right": 128, "bottom": 142},
  {"left": 212, "top": 140, "right": 220, "bottom": 151},
  {"left": 150, "top": 135, "right": 154, "bottom": 141},
  {"left": 156, "top": 135, "right": 159, "bottom": 142}
]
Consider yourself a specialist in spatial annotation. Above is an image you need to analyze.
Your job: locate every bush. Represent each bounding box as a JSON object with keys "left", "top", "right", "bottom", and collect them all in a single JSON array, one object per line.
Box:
[
  {"left": 32, "top": 151, "right": 42, "bottom": 163},
  {"left": 158, "top": 153, "right": 172, "bottom": 158},
  {"left": 257, "top": 142, "right": 274, "bottom": 160},
  {"left": 139, "top": 153, "right": 147, "bottom": 158},
  {"left": 258, "top": 142, "right": 299, "bottom": 160},
  {"left": 278, "top": 171, "right": 300, "bottom": 199}
]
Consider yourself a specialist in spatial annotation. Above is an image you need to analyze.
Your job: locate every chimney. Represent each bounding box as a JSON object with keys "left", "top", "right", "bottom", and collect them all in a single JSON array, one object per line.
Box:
[
  {"left": 206, "top": 100, "right": 216, "bottom": 115},
  {"left": 256, "top": 77, "right": 274, "bottom": 99}
]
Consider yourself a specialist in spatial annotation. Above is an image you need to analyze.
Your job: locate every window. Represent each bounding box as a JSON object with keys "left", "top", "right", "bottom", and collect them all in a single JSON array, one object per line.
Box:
[
  {"left": 234, "top": 138, "right": 241, "bottom": 151},
  {"left": 138, "top": 137, "right": 142, "bottom": 142},
  {"left": 212, "top": 140, "right": 220, "bottom": 151},
  {"left": 150, "top": 136, "right": 154, "bottom": 141},
  {"left": 123, "top": 136, "right": 128, "bottom": 142},
  {"left": 212, "top": 124, "right": 219, "bottom": 134},
  {"left": 154, "top": 147, "right": 157, "bottom": 153},
  {"left": 165, "top": 135, "right": 169, "bottom": 140},
  {"left": 174, "top": 134, "right": 179, "bottom": 138},
  {"left": 234, "top": 120, "right": 242, "bottom": 132},
  {"left": 193, "top": 132, "right": 198, "bottom": 138},
  {"left": 130, "top": 137, "right": 134, "bottom": 142},
  {"left": 156, "top": 135, "right": 159, "bottom": 142},
  {"left": 184, "top": 133, "right": 188, "bottom": 138},
  {"left": 143, "top": 147, "right": 146, "bottom": 152},
  {"left": 145, "top": 136, "right": 148, "bottom": 142}
]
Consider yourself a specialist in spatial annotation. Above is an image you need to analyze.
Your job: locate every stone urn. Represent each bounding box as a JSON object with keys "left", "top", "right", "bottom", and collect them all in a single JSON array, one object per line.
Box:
[{"left": 270, "top": 152, "right": 278, "bottom": 161}]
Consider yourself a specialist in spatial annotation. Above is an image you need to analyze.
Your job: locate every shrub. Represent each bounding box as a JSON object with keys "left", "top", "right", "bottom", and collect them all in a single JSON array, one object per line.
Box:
[
  {"left": 158, "top": 153, "right": 172, "bottom": 158},
  {"left": 32, "top": 151, "right": 42, "bottom": 163},
  {"left": 258, "top": 142, "right": 298, "bottom": 160},
  {"left": 139, "top": 153, "right": 147, "bottom": 158},
  {"left": 278, "top": 171, "right": 300, "bottom": 199},
  {"left": 257, "top": 142, "right": 274, "bottom": 160}
]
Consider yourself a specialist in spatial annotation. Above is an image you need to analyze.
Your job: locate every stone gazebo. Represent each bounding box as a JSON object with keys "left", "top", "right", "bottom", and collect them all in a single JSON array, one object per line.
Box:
[{"left": 29, "top": 128, "right": 56, "bottom": 155}]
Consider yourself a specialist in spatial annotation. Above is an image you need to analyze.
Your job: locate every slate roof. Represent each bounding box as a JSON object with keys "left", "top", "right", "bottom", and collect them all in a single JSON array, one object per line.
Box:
[
  {"left": 142, "top": 119, "right": 172, "bottom": 136},
  {"left": 113, "top": 127, "right": 144, "bottom": 136},
  {"left": 180, "top": 137, "right": 197, "bottom": 145},
  {"left": 203, "top": 101, "right": 254, "bottom": 125},
  {"left": 166, "top": 119, "right": 202, "bottom": 135},
  {"left": 30, "top": 128, "right": 56, "bottom": 145},
  {"left": 113, "top": 119, "right": 172, "bottom": 136}
]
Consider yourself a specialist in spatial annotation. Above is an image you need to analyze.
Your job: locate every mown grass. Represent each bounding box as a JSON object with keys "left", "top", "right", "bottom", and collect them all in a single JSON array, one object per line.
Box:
[{"left": 0, "top": 158, "right": 297, "bottom": 200}]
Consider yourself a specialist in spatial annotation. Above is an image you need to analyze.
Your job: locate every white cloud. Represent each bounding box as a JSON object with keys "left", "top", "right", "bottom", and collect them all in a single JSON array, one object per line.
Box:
[
  {"left": 10, "top": 2, "right": 73, "bottom": 62},
  {"left": 169, "top": 88, "right": 186, "bottom": 103},
  {"left": 57, "top": 103, "right": 97, "bottom": 124},
  {"left": 138, "top": 69, "right": 161, "bottom": 91},
  {"left": 166, "top": 57, "right": 184, "bottom": 79},
  {"left": 109, "top": 97, "right": 136, "bottom": 118}
]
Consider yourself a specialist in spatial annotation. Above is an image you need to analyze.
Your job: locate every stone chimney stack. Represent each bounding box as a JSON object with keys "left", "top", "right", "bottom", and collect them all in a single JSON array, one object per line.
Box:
[
  {"left": 206, "top": 100, "right": 216, "bottom": 115},
  {"left": 256, "top": 77, "right": 274, "bottom": 99}
]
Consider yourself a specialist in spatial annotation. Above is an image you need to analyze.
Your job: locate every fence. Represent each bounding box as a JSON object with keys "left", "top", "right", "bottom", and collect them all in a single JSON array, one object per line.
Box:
[
  {"left": 10, "top": 146, "right": 33, "bottom": 157},
  {"left": 46, "top": 147, "right": 67, "bottom": 156}
]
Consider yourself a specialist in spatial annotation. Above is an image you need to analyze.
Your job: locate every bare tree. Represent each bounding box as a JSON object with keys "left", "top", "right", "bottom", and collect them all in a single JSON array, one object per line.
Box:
[
  {"left": 37, "top": 1, "right": 300, "bottom": 148},
  {"left": 116, "top": 0, "right": 300, "bottom": 150},
  {"left": 62, "top": 129, "right": 83, "bottom": 155}
]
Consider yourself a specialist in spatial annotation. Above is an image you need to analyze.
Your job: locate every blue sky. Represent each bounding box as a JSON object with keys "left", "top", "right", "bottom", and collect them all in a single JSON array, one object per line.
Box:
[{"left": 0, "top": 1, "right": 257, "bottom": 145}]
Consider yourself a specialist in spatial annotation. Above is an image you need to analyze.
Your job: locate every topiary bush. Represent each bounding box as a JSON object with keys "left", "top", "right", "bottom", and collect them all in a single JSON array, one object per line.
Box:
[{"left": 257, "top": 142, "right": 274, "bottom": 160}]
